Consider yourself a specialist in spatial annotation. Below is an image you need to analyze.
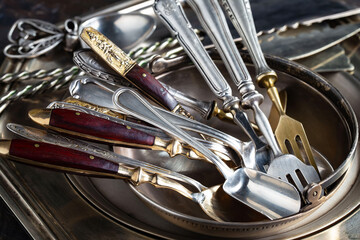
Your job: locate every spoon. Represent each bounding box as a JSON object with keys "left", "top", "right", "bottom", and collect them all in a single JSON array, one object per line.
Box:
[{"left": 113, "top": 88, "right": 301, "bottom": 219}]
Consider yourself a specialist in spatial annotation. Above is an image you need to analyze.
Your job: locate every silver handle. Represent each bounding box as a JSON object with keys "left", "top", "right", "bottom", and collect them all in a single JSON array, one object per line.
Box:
[
  {"left": 113, "top": 88, "right": 234, "bottom": 178},
  {"left": 221, "top": 0, "right": 283, "bottom": 156},
  {"left": 153, "top": 0, "right": 232, "bottom": 103},
  {"left": 221, "top": 0, "right": 277, "bottom": 84},
  {"left": 154, "top": 0, "right": 266, "bottom": 148},
  {"left": 187, "top": 0, "right": 255, "bottom": 98}
]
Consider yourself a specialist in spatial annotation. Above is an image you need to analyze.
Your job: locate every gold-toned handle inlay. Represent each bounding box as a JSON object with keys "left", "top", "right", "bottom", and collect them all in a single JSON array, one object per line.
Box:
[
  {"left": 80, "top": 27, "right": 137, "bottom": 76},
  {"left": 64, "top": 98, "right": 127, "bottom": 120}
]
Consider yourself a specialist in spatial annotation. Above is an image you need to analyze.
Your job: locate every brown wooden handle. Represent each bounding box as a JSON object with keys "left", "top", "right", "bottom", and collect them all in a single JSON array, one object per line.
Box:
[
  {"left": 49, "top": 108, "right": 155, "bottom": 146},
  {"left": 8, "top": 139, "right": 119, "bottom": 175},
  {"left": 124, "top": 64, "right": 179, "bottom": 111}
]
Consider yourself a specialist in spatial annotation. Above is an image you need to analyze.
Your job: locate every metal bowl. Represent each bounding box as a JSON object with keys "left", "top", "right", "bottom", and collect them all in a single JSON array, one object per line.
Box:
[{"left": 112, "top": 53, "right": 358, "bottom": 238}]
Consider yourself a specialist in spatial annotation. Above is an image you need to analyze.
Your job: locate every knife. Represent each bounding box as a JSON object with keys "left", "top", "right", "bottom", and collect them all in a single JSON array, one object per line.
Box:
[
  {"left": 0, "top": 138, "right": 206, "bottom": 199},
  {"left": 47, "top": 98, "right": 170, "bottom": 140},
  {"left": 259, "top": 22, "right": 360, "bottom": 61},
  {"left": 28, "top": 108, "right": 236, "bottom": 164},
  {"left": 80, "top": 27, "right": 192, "bottom": 118},
  {"left": 5, "top": 123, "right": 206, "bottom": 191}
]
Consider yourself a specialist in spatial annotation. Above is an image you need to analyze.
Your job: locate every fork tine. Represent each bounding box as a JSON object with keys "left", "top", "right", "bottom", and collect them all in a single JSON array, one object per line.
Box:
[
  {"left": 276, "top": 134, "right": 290, "bottom": 154},
  {"left": 289, "top": 137, "right": 303, "bottom": 164},
  {"left": 297, "top": 130, "right": 319, "bottom": 174}
]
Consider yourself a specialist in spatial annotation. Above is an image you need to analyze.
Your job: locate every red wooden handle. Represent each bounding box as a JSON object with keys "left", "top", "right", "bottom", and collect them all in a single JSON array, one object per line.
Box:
[
  {"left": 125, "top": 64, "right": 179, "bottom": 111},
  {"left": 9, "top": 139, "right": 119, "bottom": 175},
  {"left": 50, "top": 109, "right": 155, "bottom": 146}
]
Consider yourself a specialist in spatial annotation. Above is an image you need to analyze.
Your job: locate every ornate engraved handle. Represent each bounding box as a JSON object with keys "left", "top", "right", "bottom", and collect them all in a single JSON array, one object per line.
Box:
[
  {"left": 4, "top": 18, "right": 80, "bottom": 59},
  {"left": 80, "top": 27, "right": 192, "bottom": 119},
  {"left": 0, "top": 139, "right": 195, "bottom": 200},
  {"left": 73, "top": 50, "right": 229, "bottom": 121},
  {"left": 153, "top": 0, "right": 233, "bottom": 104},
  {"left": 187, "top": 0, "right": 257, "bottom": 99},
  {"left": 221, "top": 0, "right": 278, "bottom": 87},
  {"left": 221, "top": 0, "right": 285, "bottom": 115}
]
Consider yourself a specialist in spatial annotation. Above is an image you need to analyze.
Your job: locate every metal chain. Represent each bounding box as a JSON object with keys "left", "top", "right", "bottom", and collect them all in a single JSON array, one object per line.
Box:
[
  {"left": 0, "top": 66, "right": 79, "bottom": 84},
  {"left": 0, "top": 67, "right": 84, "bottom": 114}
]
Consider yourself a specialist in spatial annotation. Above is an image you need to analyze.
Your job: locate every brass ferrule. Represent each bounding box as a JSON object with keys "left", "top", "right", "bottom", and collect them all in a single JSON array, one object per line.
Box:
[
  {"left": 28, "top": 109, "right": 51, "bottom": 126},
  {"left": 211, "top": 102, "right": 234, "bottom": 122},
  {"left": 172, "top": 104, "right": 194, "bottom": 119},
  {"left": 257, "top": 71, "right": 278, "bottom": 89}
]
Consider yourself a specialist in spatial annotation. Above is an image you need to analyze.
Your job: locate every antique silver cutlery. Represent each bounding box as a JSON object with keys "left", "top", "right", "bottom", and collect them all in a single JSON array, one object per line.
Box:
[
  {"left": 153, "top": 0, "right": 320, "bottom": 192},
  {"left": 113, "top": 88, "right": 302, "bottom": 219}
]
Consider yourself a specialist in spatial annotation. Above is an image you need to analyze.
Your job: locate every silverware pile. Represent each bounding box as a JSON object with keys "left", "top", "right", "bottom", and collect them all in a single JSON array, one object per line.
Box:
[{"left": 1, "top": 0, "right": 340, "bottom": 223}]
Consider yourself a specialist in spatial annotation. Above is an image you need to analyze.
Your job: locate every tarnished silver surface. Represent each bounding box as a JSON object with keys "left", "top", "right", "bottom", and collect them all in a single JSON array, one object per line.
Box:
[
  {"left": 259, "top": 22, "right": 360, "bottom": 61},
  {"left": 297, "top": 45, "right": 354, "bottom": 73}
]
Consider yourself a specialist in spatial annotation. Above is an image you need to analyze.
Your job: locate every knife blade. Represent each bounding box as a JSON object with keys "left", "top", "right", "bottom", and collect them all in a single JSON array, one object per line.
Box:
[{"left": 259, "top": 22, "right": 360, "bottom": 60}]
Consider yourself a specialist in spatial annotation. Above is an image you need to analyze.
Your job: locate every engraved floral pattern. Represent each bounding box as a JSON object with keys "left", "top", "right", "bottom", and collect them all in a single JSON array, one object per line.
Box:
[{"left": 84, "top": 28, "right": 136, "bottom": 76}]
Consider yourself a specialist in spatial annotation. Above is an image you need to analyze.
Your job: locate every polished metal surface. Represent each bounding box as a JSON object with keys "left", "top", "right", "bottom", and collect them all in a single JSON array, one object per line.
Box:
[
  {"left": 66, "top": 77, "right": 268, "bottom": 171},
  {"left": 114, "top": 56, "right": 357, "bottom": 237},
  {"left": 72, "top": 50, "right": 230, "bottom": 121},
  {"left": 79, "top": 12, "right": 156, "bottom": 53},
  {"left": 113, "top": 88, "right": 301, "bottom": 220},
  {"left": 154, "top": 0, "right": 267, "bottom": 160},
  {"left": 221, "top": 0, "right": 319, "bottom": 174},
  {"left": 1, "top": 0, "right": 360, "bottom": 239}
]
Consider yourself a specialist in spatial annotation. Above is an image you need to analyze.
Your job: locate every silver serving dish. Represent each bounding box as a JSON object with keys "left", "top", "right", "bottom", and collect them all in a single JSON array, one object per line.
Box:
[{"left": 68, "top": 52, "right": 358, "bottom": 238}]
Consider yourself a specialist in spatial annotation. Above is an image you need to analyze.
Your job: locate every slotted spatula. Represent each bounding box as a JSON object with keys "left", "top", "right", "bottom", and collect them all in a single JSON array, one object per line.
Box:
[{"left": 222, "top": 0, "right": 319, "bottom": 173}]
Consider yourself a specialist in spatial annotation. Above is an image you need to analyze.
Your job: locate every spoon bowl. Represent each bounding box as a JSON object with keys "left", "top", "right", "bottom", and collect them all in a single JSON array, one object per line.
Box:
[{"left": 79, "top": 13, "right": 156, "bottom": 52}]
